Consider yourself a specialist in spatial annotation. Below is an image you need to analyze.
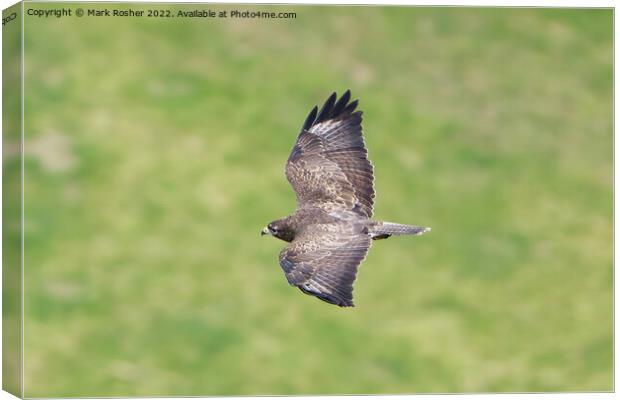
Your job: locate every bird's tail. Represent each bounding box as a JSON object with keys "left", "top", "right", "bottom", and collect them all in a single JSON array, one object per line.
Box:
[{"left": 369, "top": 221, "right": 431, "bottom": 240}]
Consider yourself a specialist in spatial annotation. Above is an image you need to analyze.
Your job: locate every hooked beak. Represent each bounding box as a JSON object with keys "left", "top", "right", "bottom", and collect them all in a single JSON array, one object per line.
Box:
[{"left": 261, "top": 226, "right": 271, "bottom": 236}]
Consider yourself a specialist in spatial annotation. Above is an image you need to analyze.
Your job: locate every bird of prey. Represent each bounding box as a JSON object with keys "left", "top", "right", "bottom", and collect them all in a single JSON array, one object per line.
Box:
[{"left": 262, "top": 90, "right": 430, "bottom": 307}]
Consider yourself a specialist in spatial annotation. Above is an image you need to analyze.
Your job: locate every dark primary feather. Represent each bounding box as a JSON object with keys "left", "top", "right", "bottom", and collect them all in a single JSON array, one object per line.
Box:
[
  {"left": 342, "top": 99, "right": 358, "bottom": 115},
  {"left": 316, "top": 92, "right": 337, "bottom": 124},
  {"left": 286, "top": 90, "right": 375, "bottom": 218},
  {"left": 331, "top": 90, "right": 350, "bottom": 116},
  {"left": 302, "top": 106, "right": 318, "bottom": 131}
]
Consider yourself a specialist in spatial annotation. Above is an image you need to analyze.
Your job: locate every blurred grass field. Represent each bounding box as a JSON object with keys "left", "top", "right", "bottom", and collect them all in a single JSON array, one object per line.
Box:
[{"left": 14, "top": 4, "right": 612, "bottom": 396}]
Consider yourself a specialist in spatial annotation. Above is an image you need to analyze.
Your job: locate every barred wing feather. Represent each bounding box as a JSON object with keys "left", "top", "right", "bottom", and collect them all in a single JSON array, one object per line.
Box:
[{"left": 285, "top": 90, "right": 375, "bottom": 217}]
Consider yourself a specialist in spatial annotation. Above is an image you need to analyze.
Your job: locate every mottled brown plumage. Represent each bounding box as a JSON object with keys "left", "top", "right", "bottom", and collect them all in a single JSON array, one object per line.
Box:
[{"left": 262, "top": 90, "right": 430, "bottom": 307}]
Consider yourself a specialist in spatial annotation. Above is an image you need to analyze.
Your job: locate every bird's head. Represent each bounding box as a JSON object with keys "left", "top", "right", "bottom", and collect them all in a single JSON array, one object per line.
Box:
[{"left": 261, "top": 219, "right": 294, "bottom": 242}]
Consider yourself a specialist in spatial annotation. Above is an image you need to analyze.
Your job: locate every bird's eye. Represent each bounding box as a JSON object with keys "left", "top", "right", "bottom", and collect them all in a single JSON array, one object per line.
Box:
[{"left": 268, "top": 224, "right": 276, "bottom": 232}]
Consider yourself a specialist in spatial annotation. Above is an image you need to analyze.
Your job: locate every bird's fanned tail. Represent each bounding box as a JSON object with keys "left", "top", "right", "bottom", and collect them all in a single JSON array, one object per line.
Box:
[{"left": 369, "top": 222, "right": 431, "bottom": 240}]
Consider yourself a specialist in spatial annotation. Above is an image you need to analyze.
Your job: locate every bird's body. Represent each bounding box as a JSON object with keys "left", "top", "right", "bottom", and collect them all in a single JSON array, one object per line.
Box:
[{"left": 262, "top": 90, "right": 430, "bottom": 307}]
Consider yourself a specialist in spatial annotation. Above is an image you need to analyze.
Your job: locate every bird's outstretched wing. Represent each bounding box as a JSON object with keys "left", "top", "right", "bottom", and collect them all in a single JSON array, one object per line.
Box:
[
  {"left": 285, "top": 90, "right": 375, "bottom": 217},
  {"left": 279, "top": 226, "right": 371, "bottom": 307}
]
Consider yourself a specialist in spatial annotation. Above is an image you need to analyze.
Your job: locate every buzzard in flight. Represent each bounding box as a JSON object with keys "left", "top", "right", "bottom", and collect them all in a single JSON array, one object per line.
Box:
[{"left": 262, "top": 90, "right": 430, "bottom": 307}]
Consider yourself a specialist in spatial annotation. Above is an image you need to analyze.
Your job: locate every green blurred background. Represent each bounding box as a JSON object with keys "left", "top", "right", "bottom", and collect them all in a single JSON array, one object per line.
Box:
[{"left": 15, "top": 3, "right": 612, "bottom": 396}]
